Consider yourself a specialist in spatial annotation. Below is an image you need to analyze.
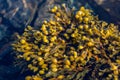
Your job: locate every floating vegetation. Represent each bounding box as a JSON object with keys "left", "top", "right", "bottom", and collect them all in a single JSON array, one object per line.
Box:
[{"left": 12, "top": 4, "right": 120, "bottom": 80}]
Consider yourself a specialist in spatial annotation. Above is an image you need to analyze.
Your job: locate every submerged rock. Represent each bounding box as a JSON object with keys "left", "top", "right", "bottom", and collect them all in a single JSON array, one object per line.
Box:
[{"left": 0, "top": 65, "right": 21, "bottom": 80}]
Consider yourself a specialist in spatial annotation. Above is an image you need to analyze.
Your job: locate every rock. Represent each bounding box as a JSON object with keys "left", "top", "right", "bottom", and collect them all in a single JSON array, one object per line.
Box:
[
  {"left": 0, "top": 65, "right": 21, "bottom": 80},
  {"left": 94, "top": 0, "right": 120, "bottom": 25},
  {"left": 0, "top": 42, "right": 12, "bottom": 60},
  {"left": 0, "top": 24, "right": 7, "bottom": 41}
]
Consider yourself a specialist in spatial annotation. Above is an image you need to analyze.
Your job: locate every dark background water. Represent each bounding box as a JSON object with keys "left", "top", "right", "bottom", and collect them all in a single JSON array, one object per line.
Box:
[{"left": 0, "top": 0, "right": 120, "bottom": 80}]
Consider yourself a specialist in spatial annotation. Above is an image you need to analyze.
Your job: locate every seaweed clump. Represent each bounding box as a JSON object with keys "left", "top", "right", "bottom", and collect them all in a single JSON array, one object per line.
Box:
[{"left": 12, "top": 4, "right": 120, "bottom": 80}]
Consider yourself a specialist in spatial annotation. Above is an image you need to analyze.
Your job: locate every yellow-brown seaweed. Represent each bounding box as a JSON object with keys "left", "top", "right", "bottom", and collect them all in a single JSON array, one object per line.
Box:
[{"left": 12, "top": 4, "right": 120, "bottom": 80}]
